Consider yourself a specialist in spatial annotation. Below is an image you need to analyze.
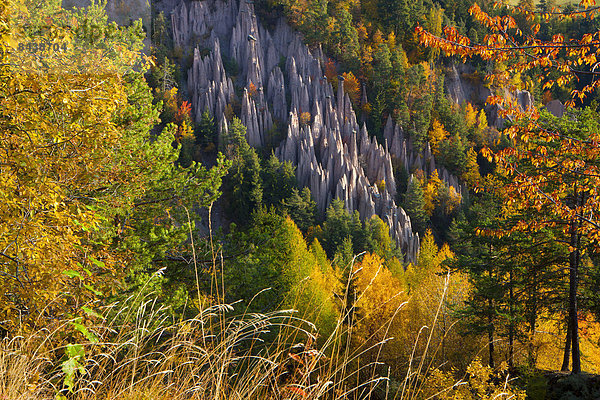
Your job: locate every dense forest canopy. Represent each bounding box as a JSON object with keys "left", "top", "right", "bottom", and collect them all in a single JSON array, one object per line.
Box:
[{"left": 1, "top": 0, "right": 600, "bottom": 398}]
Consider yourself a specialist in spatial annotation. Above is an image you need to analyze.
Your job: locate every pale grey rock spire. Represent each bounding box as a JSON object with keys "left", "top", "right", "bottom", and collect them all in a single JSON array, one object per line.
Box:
[
  {"left": 186, "top": 36, "right": 234, "bottom": 148},
  {"left": 172, "top": 0, "right": 424, "bottom": 263}
]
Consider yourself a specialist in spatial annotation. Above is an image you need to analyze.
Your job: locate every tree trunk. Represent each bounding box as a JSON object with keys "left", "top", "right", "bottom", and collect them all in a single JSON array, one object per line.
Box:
[
  {"left": 508, "top": 267, "right": 514, "bottom": 368},
  {"left": 508, "top": 320, "right": 514, "bottom": 368},
  {"left": 568, "top": 190, "right": 582, "bottom": 374},
  {"left": 561, "top": 316, "right": 572, "bottom": 372},
  {"left": 569, "top": 243, "right": 581, "bottom": 373},
  {"left": 442, "top": 306, "right": 447, "bottom": 363},
  {"left": 528, "top": 271, "right": 538, "bottom": 367},
  {"left": 488, "top": 298, "right": 495, "bottom": 369}
]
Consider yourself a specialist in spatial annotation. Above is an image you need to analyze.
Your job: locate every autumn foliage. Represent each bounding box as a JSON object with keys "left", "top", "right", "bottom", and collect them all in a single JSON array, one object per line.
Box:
[
  {"left": 324, "top": 57, "right": 337, "bottom": 87},
  {"left": 175, "top": 100, "right": 192, "bottom": 124},
  {"left": 3, "top": 0, "right": 600, "bottom": 396},
  {"left": 417, "top": 2, "right": 600, "bottom": 243},
  {"left": 416, "top": 2, "right": 600, "bottom": 104},
  {"left": 341, "top": 71, "right": 361, "bottom": 106},
  {"left": 1, "top": 40, "right": 134, "bottom": 328},
  {"left": 0, "top": 1, "right": 229, "bottom": 332},
  {"left": 418, "top": 0, "right": 600, "bottom": 374}
]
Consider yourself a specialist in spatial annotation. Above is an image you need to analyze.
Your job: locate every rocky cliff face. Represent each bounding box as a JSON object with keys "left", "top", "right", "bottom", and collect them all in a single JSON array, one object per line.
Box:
[
  {"left": 381, "top": 115, "right": 465, "bottom": 199},
  {"left": 445, "top": 63, "right": 534, "bottom": 129},
  {"left": 445, "top": 64, "right": 491, "bottom": 108},
  {"left": 172, "top": 0, "right": 468, "bottom": 264}
]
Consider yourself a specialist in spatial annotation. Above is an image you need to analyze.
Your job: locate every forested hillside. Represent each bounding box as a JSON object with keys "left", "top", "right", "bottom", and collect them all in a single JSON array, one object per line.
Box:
[{"left": 1, "top": 0, "right": 600, "bottom": 398}]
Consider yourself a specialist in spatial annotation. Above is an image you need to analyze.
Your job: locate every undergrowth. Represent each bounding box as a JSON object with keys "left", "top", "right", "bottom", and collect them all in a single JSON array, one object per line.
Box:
[{"left": 0, "top": 261, "right": 524, "bottom": 400}]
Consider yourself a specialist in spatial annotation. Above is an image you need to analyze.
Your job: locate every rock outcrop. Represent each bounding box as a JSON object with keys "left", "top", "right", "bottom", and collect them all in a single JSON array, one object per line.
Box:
[
  {"left": 546, "top": 99, "right": 565, "bottom": 118},
  {"left": 445, "top": 64, "right": 491, "bottom": 107},
  {"left": 172, "top": 0, "right": 440, "bottom": 264},
  {"left": 381, "top": 115, "right": 465, "bottom": 198},
  {"left": 187, "top": 35, "right": 235, "bottom": 135},
  {"left": 445, "top": 63, "right": 535, "bottom": 129}
]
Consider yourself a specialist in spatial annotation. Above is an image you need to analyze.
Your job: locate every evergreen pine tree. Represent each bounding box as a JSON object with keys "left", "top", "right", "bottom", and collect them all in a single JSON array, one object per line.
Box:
[
  {"left": 195, "top": 109, "right": 217, "bottom": 148},
  {"left": 282, "top": 187, "right": 317, "bottom": 232},
  {"left": 404, "top": 176, "right": 428, "bottom": 234},
  {"left": 261, "top": 153, "right": 296, "bottom": 207},
  {"left": 222, "top": 118, "right": 263, "bottom": 223}
]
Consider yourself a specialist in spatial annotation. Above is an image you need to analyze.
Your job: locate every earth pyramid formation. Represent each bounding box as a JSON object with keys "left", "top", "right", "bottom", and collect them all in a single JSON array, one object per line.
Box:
[{"left": 171, "top": 0, "right": 466, "bottom": 263}]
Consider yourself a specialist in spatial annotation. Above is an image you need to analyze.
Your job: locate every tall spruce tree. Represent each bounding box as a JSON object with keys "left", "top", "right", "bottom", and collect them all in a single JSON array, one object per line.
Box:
[
  {"left": 222, "top": 118, "right": 263, "bottom": 223},
  {"left": 404, "top": 176, "right": 428, "bottom": 235}
]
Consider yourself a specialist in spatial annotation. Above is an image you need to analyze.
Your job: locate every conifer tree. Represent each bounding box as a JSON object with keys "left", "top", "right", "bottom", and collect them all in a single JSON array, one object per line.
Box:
[
  {"left": 261, "top": 153, "right": 296, "bottom": 207},
  {"left": 281, "top": 188, "right": 316, "bottom": 232},
  {"left": 448, "top": 196, "right": 507, "bottom": 368},
  {"left": 462, "top": 148, "right": 482, "bottom": 187},
  {"left": 195, "top": 109, "right": 217, "bottom": 148},
  {"left": 222, "top": 118, "right": 263, "bottom": 223},
  {"left": 370, "top": 43, "right": 393, "bottom": 136},
  {"left": 404, "top": 176, "right": 428, "bottom": 234}
]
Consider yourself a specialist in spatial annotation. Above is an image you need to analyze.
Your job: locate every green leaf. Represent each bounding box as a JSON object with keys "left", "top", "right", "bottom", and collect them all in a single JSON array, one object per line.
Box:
[
  {"left": 65, "top": 343, "right": 85, "bottom": 359},
  {"left": 89, "top": 256, "right": 105, "bottom": 268},
  {"left": 61, "top": 358, "right": 78, "bottom": 392},
  {"left": 71, "top": 320, "right": 98, "bottom": 343},
  {"left": 81, "top": 305, "right": 103, "bottom": 320},
  {"left": 61, "top": 359, "right": 85, "bottom": 392},
  {"left": 61, "top": 344, "right": 86, "bottom": 392},
  {"left": 62, "top": 270, "right": 81, "bottom": 279},
  {"left": 84, "top": 284, "right": 102, "bottom": 296}
]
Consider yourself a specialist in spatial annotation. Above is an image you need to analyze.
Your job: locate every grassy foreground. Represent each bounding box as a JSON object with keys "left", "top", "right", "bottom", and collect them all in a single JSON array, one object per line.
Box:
[{"left": 0, "top": 269, "right": 525, "bottom": 400}]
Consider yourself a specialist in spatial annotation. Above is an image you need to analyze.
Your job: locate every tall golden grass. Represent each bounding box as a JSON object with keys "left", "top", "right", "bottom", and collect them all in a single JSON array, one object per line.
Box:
[
  {"left": 0, "top": 252, "right": 402, "bottom": 400},
  {"left": 0, "top": 254, "right": 522, "bottom": 399}
]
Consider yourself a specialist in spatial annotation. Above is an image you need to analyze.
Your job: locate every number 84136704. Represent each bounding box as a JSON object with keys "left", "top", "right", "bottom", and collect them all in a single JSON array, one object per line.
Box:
[{"left": 17, "top": 41, "right": 68, "bottom": 53}]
